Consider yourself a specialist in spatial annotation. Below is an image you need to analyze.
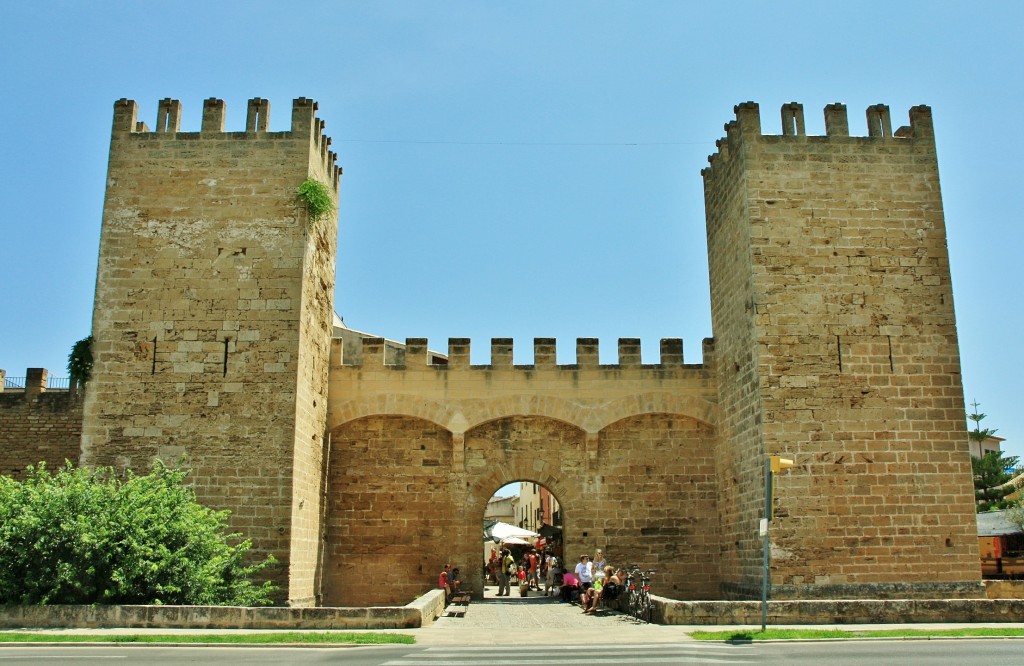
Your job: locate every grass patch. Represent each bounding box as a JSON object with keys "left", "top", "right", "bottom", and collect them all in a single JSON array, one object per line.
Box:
[
  {"left": 691, "top": 627, "right": 1024, "bottom": 641},
  {"left": 0, "top": 632, "right": 414, "bottom": 645}
]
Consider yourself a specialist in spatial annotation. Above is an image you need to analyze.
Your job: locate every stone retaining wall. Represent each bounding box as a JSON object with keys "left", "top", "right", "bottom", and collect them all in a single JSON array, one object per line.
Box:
[
  {"left": 984, "top": 580, "right": 1024, "bottom": 600},
  {"left": 0, "top": 590, "right": 446, "bottom": 630},
  {"left": 656, "top": 597, "right": 1024, "bottom": 624}
]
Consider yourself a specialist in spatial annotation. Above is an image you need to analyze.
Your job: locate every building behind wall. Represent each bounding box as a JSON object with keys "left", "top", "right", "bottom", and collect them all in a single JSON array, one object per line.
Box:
[{"left": 0, "top": 97, "right": 983, "bottom": 606}]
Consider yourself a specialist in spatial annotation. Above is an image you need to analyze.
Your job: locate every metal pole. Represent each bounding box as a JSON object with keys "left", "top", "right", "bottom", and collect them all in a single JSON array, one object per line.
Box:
[{"left": 761, "top": 457, "right": 772, "bottom": 632}]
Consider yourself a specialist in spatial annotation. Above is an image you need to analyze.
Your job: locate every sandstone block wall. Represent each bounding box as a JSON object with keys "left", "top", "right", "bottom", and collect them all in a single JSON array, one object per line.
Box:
[
  {"left": 325, "top": 336, "right": 722, "bottom": 603},
  {"left": 704, "top": 103, "right": 980, "bottom": 598},
  {"left": 0, "top": 369, "right": 82, "bottom": 478},
  {"left": 80, "top": 98, "right": 340, "bottom": 605},
  {"left": 3, "top": 97, "right": 985, "bottom": 608}
]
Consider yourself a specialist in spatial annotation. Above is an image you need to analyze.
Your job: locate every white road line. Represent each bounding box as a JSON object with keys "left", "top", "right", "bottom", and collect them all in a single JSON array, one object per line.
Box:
[
  {"left": 421, "top": 643, "right": 755, "bottom": 651},
  {"left": 380, "top": 655, "right": 749, "bottom": 659}
]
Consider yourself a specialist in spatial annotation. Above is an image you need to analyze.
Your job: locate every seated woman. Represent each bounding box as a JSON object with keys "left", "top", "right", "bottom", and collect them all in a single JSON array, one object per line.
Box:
[
  {"left": 582, "top": 566, "right": 622, "bottom": 614},
  {"left": 560, "top": 571, "right": 578, "bottom": 603}
]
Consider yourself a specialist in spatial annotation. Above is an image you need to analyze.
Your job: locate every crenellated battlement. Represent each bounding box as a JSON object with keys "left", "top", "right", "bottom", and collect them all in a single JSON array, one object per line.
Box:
[
  {"left": 333, "top": 336, "right": 715, "bottom": 371},
  {"left": 110, "top": 97, "right": 341, "bottom": 189},
  {"left": 701, "top": 102, "right": 935, "bottom": 179}
]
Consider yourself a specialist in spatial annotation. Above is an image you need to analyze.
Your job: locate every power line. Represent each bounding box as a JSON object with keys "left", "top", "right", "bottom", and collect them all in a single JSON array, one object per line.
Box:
[{"left": 336, "top": 138, "right": 708, "bottom": 147}]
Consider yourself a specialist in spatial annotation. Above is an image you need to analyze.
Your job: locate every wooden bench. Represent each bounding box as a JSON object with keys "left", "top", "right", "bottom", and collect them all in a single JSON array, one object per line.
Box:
[{"left": 444, "top": 590, "right": 472, "bottom": 617}]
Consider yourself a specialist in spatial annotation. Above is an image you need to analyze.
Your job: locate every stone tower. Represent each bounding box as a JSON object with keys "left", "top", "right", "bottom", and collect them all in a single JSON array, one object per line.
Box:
[
  {"left": 704, "top": 103, "right": 981, "bottom": 598},
  {"left": 81, "top": 98, "right": 340, "bottom": 605}
]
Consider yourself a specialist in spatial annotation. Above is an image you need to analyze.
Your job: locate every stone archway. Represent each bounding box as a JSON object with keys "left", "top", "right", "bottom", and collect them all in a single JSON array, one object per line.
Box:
[
  {"left": 322, "top": 407, "right": 722, "bottom": 606},
  {"left": 461, "top": 416, "right": 589, "bottom": 598}
]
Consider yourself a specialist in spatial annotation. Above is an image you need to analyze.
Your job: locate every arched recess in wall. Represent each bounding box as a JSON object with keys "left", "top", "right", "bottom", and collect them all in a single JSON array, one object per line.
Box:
[
  {"left": 593, "top": 412, "right": 722, "bottom": 600},
  {"left": 326, "top": 392, "right": 719, "bottom": 436},
  {"left": 586, "top": 392, "right": 719, "bottom": 433},
  {"left": 326, "top": 394, "right": 456, "bottom": 433},
  {"left": 322, "top": 414, "right": 458, "bottom": 607}
]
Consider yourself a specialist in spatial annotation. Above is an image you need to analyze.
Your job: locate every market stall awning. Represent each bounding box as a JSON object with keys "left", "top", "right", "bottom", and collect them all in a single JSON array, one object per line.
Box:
[{"left": 484, "top": 521, "right": 540, "bottom": 543}]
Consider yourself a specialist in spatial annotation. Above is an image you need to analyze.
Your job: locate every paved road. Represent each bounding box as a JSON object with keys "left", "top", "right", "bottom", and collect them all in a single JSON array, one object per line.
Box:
[{"left": 3, "top": 641, "right": 1023, "bottom": 665}]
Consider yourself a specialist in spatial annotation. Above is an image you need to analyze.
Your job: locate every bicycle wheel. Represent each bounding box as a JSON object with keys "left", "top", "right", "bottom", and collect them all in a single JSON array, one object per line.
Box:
[{"left": 641, "top": 591, "right": 652, "bottom": 624}]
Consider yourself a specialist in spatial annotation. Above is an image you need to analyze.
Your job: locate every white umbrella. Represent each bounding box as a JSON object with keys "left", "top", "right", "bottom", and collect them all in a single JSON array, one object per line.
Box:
[
  {"left": 500, "top": 536, "right": 532, "bottom": 546},
  {"left": 487, "top": 521, "right": 540, "bottom": 542}
]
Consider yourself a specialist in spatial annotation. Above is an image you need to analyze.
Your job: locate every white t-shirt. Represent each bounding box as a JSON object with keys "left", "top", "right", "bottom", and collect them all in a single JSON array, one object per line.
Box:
[{"left": 575, "top": 561, "right": 593, "bottom": 583}]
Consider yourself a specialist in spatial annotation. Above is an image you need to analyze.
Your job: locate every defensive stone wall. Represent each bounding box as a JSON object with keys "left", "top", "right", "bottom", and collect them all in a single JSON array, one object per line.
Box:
[
  {"left": 0, "top": 368, "right": 82, "bottom": 478},
  {"left": 704, "top": 103, "right": 980, "bottom": 598},
  {"left": 1, "top": 97, "right": 986, "bottom": 609},
  {"left": 80, "top": 98, "right": 340, "bottom": 606},
  {"left": 324, "top": 336, "right": 723, "bottom": 604}
]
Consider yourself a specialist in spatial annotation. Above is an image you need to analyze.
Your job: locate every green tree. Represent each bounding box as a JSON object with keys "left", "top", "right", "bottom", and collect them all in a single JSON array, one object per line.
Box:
[
  {"left": 967, "top": 399, "right": 998, "bottom": 457},
  {"left": 972, "top": 451, "right": 1020, "bottom": 512},
  {"left": 0, "top": 461, "right": 276, "bottom": 606},
  {"left": 967, "top": 400, "right": 1017, "bottom": 511},
  {"left": 66, "top": 335, "right": 93, "bottom": 389}
]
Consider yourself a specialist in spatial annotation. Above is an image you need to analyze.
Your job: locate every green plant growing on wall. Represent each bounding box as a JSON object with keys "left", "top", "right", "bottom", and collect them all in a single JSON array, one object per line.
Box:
[
  {"left": 67, "top": 335, "right": 93, "bottom": 389},
  {"left": 296, "top": 178, "right": 334, "bottom": 226}
]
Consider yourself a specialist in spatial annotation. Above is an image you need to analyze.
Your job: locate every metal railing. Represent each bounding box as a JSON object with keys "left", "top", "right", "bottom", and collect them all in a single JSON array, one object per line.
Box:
[
  {"left": 47, "top": 376, "right": 70, "bottom": 390},
  {"left": 3, "top": 376, "right": 26, "bottom": 389},
  {"left": 2, "top": 376, "right": 71, "bottom": 390}
]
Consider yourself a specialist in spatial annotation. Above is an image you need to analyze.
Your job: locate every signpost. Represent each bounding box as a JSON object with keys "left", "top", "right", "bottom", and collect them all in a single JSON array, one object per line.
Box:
[{"left": 761, "top": 455, "right": 793, "bottom": 632}]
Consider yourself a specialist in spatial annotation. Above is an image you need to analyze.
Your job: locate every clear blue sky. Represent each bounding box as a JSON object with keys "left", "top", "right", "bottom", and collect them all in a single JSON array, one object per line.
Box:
[{"left": 2, "top": 2, "right": 1021, "bottom": 460}]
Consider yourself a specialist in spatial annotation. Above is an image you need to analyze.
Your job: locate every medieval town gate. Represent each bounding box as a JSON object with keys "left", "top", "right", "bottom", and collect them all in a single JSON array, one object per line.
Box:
[{"left": 1, "top": 97, "right": 983, "bottom": 606}]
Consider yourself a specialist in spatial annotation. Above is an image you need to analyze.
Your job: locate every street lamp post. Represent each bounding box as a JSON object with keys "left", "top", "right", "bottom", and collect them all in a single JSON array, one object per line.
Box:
[{"left": 761, "top": 455, "right": 793, "bottom": 632}]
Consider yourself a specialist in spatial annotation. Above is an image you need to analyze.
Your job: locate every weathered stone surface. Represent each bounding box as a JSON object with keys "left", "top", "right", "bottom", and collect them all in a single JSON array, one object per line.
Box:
[
  {"left": 0, "top": 389, "right": 82, "bottom": 478},
  {"left": 0, "top": 100, "right": 983, "bottom": 609}
]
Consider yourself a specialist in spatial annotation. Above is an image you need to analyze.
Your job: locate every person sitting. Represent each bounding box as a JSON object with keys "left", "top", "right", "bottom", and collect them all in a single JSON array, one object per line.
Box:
[
  {"left": 574, "top": 555, "right": 593, "bottom": 602},
  {"left": 582, "top": 566, "right": 622, "bottom": 614},
  {"left": 450, "top": 567, "right": 462, "bottom": 596},
  {"left": 560, "top": 570, "right": 579, "bottom": 603}
]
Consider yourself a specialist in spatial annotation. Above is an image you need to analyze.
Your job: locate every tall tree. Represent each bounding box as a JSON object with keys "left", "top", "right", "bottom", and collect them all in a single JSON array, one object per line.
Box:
[
  {"left": 967, "top": 401, "right": 1018, "bottom": 511},
  {"left": 972, "top": 451, "right": 1020, "bottom": 511},
  {"left": 967, "top": 399, "right": 998, "bottom": 458}
]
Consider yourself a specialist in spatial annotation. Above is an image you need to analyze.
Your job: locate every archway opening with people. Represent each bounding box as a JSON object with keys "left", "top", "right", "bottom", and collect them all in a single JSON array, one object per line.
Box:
[{"left": 482, "top": 480, "right": 565, "bottom": 599}]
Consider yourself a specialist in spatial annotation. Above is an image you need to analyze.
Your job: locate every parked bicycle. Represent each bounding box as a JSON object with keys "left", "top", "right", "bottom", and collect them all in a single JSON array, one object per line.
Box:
[
  {"left": 624, "top": 565, "right": 640, "bottom": 616},
  {"left": 633, "top": 568, "right": 655, "bottom": 623}
]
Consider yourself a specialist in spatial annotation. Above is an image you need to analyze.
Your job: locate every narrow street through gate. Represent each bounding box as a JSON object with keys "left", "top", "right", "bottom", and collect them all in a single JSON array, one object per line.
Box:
[{"left": 418, "top": 585, "right": 696, "bottom": 646}]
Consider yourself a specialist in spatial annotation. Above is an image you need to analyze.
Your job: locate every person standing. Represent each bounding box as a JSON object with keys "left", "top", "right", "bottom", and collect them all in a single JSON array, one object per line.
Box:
[
  {"left": 527, "top": 549, "right": 540, "bottom": 590},
  {"left": 439, "top": 563, "right": 451, "bottom": 604},
  {"left": 544, "top": 556, "right": 559, "bottom": 596},
  {"left": 592, "top": 549, "right": 607, "bottom": 584},
  {"left": 497, "top": 548, "right": 514, "bottom": 597}
]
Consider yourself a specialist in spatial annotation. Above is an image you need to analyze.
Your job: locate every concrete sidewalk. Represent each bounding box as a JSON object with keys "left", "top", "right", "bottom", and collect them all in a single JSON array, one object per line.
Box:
[{"left": 6, "top": 585, "right": 1024, "bottom": 646}]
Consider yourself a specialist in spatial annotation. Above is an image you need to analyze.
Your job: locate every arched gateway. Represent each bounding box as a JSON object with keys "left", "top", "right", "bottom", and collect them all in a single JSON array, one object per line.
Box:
[
  {"left": 73, "top": 97, "right": 983, "bottom": 609},
  {"left": 323, "top": 337, "right": 721, "bottom": 605}
]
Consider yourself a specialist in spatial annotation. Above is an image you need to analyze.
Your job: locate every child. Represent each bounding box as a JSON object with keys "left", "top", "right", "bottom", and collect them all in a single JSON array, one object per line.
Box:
[{"left": 516, "top": 565, "right": 529, "bottom": 596}]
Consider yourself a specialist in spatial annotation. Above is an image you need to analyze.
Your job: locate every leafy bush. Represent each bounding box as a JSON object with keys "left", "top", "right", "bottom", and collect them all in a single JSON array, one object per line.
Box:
[
  {"left": 0, "top": 461, "right": 276, "bottom": 606},
  {"left": 296, "top": 178, "right": 334, "bottom": 225}
]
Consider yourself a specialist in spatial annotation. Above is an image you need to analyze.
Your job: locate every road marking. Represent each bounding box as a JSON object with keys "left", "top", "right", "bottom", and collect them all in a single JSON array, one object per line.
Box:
[
  {"left": 380, "top": 655, "right": 749, "bottom": 659},
  {"left": 382, "top": 645, "right": 756, "bottom": 665}
]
